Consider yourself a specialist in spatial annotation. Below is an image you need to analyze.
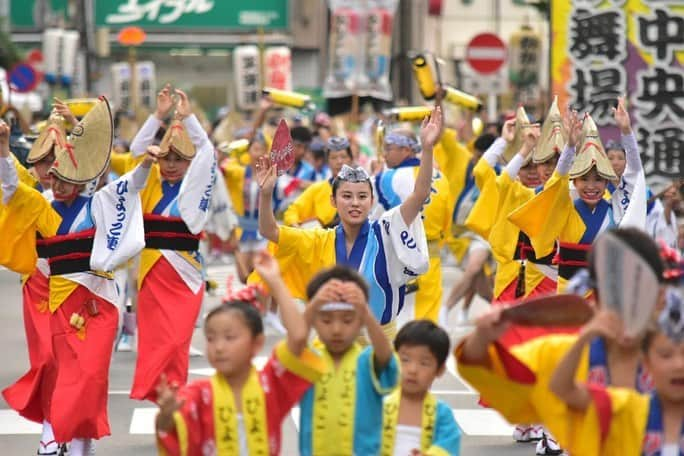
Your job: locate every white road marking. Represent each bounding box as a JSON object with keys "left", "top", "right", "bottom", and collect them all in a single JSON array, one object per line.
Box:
[
  {"left": 452, "top": 409, "right": 514, "bottom": 436},
  {"left": 0, "top": 410, "right": 42, "bottom": 434},
  {"left": 130, "top": 408, "right": 158, "bottom": 435}
]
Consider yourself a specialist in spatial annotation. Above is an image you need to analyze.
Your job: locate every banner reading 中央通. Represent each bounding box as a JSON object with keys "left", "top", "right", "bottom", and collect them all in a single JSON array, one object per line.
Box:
[{"left": 551, "top": 0, "right": 684, "bottom": 185}]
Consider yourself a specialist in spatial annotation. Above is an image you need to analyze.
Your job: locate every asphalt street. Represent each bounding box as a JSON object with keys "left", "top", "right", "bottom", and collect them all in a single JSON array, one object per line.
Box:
[{"left": 0, "top": 259, "right": 537, "bottom": 455}]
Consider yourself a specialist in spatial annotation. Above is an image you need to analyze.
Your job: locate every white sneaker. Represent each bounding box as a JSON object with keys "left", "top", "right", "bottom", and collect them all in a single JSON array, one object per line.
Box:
[
  {"left": 116, "top": 334, "right": 133, "bottom": 352},
  {"left": 264, "top": 312, "right": 287, "bottom": 335},
  {"left": 189, "top": 345, "right": 204, "bottom": 357},
  {"left": 535, "top": 433, "right": 564, "bottom": 455}
]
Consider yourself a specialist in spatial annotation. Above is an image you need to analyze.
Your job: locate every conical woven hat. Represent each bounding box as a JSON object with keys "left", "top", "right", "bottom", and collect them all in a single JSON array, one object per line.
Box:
[
  {"left": 534, "top": 96, "right": 567, "bottom": 164},
  {"left": 27, "top": 112, "right": 68, "bottom": 164},
  {"left": 159, "top": 119, "right": 196, "bottom": 159},
  {"left": 49, "top": 96, "right": 113, "bottom": 184},
  {"left": 502, "top": 106, "right": 530, "bottom": 163},
  {"left": 569, "top": 114, "right": 617, "bottom": 181}
]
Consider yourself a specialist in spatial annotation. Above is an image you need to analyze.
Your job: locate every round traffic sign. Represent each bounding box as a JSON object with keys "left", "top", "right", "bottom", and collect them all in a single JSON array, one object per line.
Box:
[
  {"left": 9, "top": 63, "right": 40, "bottom": 93},
  {"left": 465, "top": 33, "right": 507, "bottom": 75}
]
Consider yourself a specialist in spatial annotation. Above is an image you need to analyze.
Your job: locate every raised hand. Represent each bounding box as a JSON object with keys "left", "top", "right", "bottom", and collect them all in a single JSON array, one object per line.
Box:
[
  {"left": 564, "top": 108, "right": 583, "bottom": 148},
  {"left": 253, "top": 250, "right": 281, "bottom": 284},
  {"left": 342, "top": 282, "right": 370, "bottom": 324},
  {"left": 501, "top": 118, "right": 516, "bottom": 143},
  {"left": 474, "top": 307, "right": 510, "bottom": 345},
  {"left": 155, "top": 373, "right": 185, "bottom": 432},
  {"left": 0, "top": 120, "right": 10, "bottom": 157},
  {"left": 521, "top": 123, "right": 541, "bottom": 155},
  {"left": 309, "top": 279, "right": 344, "bottom": 313},
  {"left": 53, "top": 98, "right": 79, "bottom": 126},
  {"left": 580, "top": 310, "right": 623, "bottom": 342},
  {"left": 255, "top": 154, "right": 277, "bottom": 194},
  {"left": 419, "top": 106, "right": 443, "bottom": 150},
  {"left": 155, "top": 83, "right": 174, "bottom": 120},
  {"left": 174, "top": 88, "right": 192, "bottom": 120},
  {"left": 142, "top": 145, "right": 160, "bottom": 169},
  {"left": 612, "top": 96, "right": 631, "bottom": 134}
]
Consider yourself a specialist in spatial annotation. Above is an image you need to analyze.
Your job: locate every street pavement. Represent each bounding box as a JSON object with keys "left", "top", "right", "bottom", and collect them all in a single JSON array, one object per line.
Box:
[{"left": 0, "top": 259, "right": 537, "bottom": 455}]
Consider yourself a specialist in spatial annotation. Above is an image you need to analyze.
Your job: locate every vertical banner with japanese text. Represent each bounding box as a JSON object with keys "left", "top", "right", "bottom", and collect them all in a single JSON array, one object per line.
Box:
[
  {"left": 233, "top": 45, "right": 261, "bottom": 111},
  {"left": 551, "top": 0, "right": 684, "bottom": 185}
]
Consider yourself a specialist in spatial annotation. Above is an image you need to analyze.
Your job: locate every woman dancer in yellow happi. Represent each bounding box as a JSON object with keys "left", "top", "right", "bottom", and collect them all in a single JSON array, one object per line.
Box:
[
  {"left": 255, "top": 108, "right": 443, "bottom": 339},
  {"left": 509, "top": 97, "right": 644, "bottom": 293}
]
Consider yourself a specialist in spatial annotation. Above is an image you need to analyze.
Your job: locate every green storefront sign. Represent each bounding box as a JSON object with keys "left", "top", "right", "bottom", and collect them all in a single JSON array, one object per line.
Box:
[
  {"left": 95, "top": 0, "right": 289, "bottom": 30},
  {"left": 10, "top": 0, "right": 288, "bottom": 30},
  {"left": 10, "top": 0, "right": 68, "bottom": 28}
]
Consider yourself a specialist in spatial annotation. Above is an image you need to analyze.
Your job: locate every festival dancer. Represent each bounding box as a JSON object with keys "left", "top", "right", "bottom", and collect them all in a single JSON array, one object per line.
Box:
[
  {"left": 548, "top": 275, "right": 684, "bottom": 455},
  {"left": 372, "top": 128, "right": 452, "bottom": 323},
  {"left": 439, "top": 129, "right": 497, "bottom": 324},
  {"left": 255, "top": 108, "right": 443, "bottom": 338},
  {"left": 221, "top": 130, "right": 270, "bottom": 283},
  {"left": 298, "top": 266, "right": 399, "bottom": 455},
  {"left": 126, "top": 87, "right": 216, "bottom": 402},
  {"left": 283, "top": 136, "right": 353, "bottom": 228},
  {"left": 381, "top": 320, "right": 461, "bottom": 455},
  {"left": 155, "top": 251, "right": 325, "bottom": 456},
  {"left": 455, "top": 228, "right": 665, "bottom": 456},
  {"left": 509, "top": 98, "right": 644, "bottom": 293},
  {"left": 1, "top": 111, "right": 65, "bottom": 455},
  {"left": 0, "top": 97, "right": 153, "bottom": 455}
]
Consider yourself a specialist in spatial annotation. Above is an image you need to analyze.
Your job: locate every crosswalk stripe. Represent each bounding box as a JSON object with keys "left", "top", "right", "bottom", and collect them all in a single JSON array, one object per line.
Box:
[
  {"left": 130, "top": 408, "right": 157, "bottom": 435},
  {"left": 0, "top": 406, "right": 513, "bottom": 436},
  {"left": 0, "top": 410, "right": 42, "bottom": 434},
  {"left": 452, "top": 409, "right": 514, "bottom": 436}
]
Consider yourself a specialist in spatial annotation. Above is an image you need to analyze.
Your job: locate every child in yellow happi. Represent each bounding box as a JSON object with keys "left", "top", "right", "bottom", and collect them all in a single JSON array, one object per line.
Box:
[
  {"left": 382, "top": 320, "right": 461, "bottom": 456},
  {"left": 155, "top": 251, "right": 326, "bottom": 456},
  {"left": 283, "top": 136, "right": 353, "bottom": 228},
  {"left": 509, "top": 98, "right": 644, "bottom": 293},
  {"left": 297, "top": 266, "right": 400, "bottom": 456},
  {"left": 454, "top": 228, "right": 666, "bottom": 455},
  {"left": 373, "top": 129, "right": 452, "bottom": 323},
  {"left": 549, "top": 279, "right": 684, "bottom": 456}
]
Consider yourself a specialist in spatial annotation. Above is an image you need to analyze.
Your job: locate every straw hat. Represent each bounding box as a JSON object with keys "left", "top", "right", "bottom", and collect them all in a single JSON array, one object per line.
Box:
[
  {"left": 569, "top": 114, "right": 617, "bottom": 181},
  {"left": 159, "top": 119, "right": 196, "bottom": 159},
  {"left": 502, "top": 106, "right": 530, "bottom": 164},
  {"left": 49, "top": 97, "right": 113, "bottom": 184},
  {"left": 26, "top": 112, "right": 68, "bottom": 164},
  {"left": 533, "top": 96, "right": 567, "bottom": 164}
]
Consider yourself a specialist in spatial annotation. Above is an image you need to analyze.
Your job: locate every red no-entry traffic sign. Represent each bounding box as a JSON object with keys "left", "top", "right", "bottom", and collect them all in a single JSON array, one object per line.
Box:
[{"left": 466, "top": 33, "right": 507, "bottom": 75}]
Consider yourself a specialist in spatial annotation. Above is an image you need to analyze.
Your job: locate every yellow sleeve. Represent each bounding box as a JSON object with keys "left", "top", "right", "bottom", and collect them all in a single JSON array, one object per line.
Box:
[
  {"left": 455, "top": 342, "right": 539, "bottom": 425},
  {"left": 487, "top": 173, "right": 534, "bottom": 261},
  {"left": 274, "top": 340, "right": 326, "bottom": 382},
  {"left": 250, "top": 227, "right": 334, "bottom": 300},
  {"left": 222, "top": 163, "right": 245, "bottom": 216},
  {"left": 0, "top": 182, "right": 60, "bottom": 273},
  {"left": 12, "top": 154, "right": 38, "bottom": 188},
  {"left": 456, "top": 335, "right": 591, "bottom": 440},
  {"left": 562, "top": 387, "right": 648, "bottom": 456},
  {"left": 109, "top": 152, "right": 140, "bottom": 175},
  {"left": 464, "top": 158, "right": 499, "bottom": 239},
  {"left": 283, "top": 183, "right": 316, "bottom": 226},
  {"left": 507, "top": 171, "right": 571, "bottom": 257},
  {"left": 433, "top": 128, "right": 472, "bottom": 204}
]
